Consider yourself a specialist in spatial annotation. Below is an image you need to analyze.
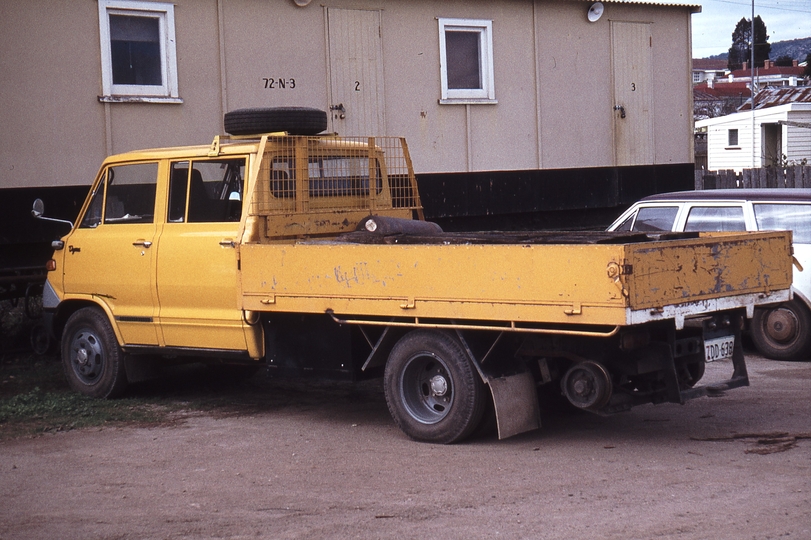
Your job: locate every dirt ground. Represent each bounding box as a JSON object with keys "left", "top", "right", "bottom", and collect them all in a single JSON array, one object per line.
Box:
[{"left": 1, "top": 353, "right": 809, "bottom": 540}]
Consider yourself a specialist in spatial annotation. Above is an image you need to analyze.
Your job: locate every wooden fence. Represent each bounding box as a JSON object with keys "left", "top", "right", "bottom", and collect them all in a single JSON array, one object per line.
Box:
[{"left": 695, "top": 165, "right": 811, "bottom": 190}]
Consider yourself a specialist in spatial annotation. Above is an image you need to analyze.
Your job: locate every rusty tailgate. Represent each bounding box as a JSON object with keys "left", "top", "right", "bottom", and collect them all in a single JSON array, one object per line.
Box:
[{"left": 624, "top": 231, "right": 793, "bottom": 311}]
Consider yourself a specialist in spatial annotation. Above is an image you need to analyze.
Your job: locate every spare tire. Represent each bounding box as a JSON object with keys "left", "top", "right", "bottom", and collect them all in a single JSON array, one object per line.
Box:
[{"left": 224, "top": 107, "right": 328, "bottom": 136}]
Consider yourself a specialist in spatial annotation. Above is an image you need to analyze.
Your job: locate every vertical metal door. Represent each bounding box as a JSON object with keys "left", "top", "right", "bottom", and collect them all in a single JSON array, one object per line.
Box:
[
  {"left": 327, "top": 8, "right": 385, "bottom": 136},
  {"left": 611, "top": 21, "right": 654, "bottom": 166}
]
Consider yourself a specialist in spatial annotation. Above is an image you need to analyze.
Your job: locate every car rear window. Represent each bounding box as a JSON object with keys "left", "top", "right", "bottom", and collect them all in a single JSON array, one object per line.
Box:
[{"left": 753, "top": 203, "right": 811, "bottom": 244}]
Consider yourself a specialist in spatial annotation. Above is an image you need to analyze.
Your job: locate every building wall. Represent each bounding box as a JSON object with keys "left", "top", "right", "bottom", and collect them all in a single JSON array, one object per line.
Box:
[
  {"left": 786, "top": 110, "right": 811, "bottom": 164},
  {"left": 698, "top": 105, "right": 811, "bottom": 172},
  {"left": 1, "top": 0, "right": 695, "bottom": 190}
]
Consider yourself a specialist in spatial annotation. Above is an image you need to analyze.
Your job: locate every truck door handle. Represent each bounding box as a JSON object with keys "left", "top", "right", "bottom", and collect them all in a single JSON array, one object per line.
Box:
[
  {"left": 132, "top": 240, "right": 152, "bottom": 248},
  {"left": 219, "top": 239, "right": 236, "bottom": 248},
  {"left": 613, "top": 105, "right": 626, "bottom": 119}
]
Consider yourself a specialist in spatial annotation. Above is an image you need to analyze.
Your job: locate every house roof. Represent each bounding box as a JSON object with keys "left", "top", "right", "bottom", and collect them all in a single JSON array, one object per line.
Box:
[
  {"left": 729, "top": 65, "right": 805, "bottom": 78},
  {"left": 693, "top": 81, "right": 751, "bottom": 98},
  {"left": 739, "top": 87, "right": 811, "bottom": 111},
  {"left": 692, "top": 59, "right": 727, "bottom": 71},
  {"left": 694, "top": 90, "right": 723, "bottom": 102},
  {"left": 572, "top": 0, "right": 701, "bottom": 12}
]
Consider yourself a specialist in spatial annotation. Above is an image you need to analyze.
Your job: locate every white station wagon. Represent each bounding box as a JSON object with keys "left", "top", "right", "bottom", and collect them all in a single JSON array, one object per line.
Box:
[{"left": 608, "top": 189, "right": 811, "bottom": 361}]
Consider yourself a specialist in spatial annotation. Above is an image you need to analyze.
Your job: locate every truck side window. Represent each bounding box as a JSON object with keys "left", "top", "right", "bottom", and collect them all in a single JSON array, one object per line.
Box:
[
  {"left": 80, "top": 184, "right": 105, "bottom": 228},
  {"left": 631, "top": 206, "right": 678, "bottom": 232},
  {"left": 168, "top": 162, "right": 190, "bottom": 222},
  {"left": 685, "top": 206, "right": 745, "bottom": 232},
  {"left": 169, "top": 158, "right": 245, "bottom": 223},
  {"left": 270, "top": 159, "right": 295, "bottom": 199},
  {"left": 308, "top": 157, "right": 382, "bottom": 197},
  {"left": 79, "top": 163, "right": 158, "bottom": 227}
]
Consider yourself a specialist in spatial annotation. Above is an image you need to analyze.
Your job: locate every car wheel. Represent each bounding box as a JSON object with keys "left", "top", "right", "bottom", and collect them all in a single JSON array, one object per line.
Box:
[
  {"left": 750, "top": 300, "right": 811, "bottom": 361},
  {"left": 224, "top": 107, "right": 328, "bottom": 136},
  {"left": 61, "top": 307, "right": 129, "bottom": 398},
  {"left": 384, "top": 330, "right": 486, "bottom": 444}
]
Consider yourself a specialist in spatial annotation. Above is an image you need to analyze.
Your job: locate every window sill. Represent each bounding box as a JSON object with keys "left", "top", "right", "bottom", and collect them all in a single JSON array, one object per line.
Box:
[
  {"left": 724, "top": 146, "right": 741, "bottom": 150},
  {"left": 439, "top": 98, "right": 498, "bottom": 105},
  {"left": 99, "top": 95, "right": 184, "bottom": 104}
]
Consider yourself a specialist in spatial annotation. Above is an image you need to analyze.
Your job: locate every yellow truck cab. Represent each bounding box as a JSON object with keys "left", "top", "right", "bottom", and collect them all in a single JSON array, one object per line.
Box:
[{"left": 36, "top": 108, "right": 794, "bottom": 444}]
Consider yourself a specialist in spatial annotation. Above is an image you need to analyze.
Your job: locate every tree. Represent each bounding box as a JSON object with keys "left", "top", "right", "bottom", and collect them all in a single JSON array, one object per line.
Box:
[
  {"left": 727, "top": 16, "right": 771, "bottom": 71},
  {"left": 774, "top": 55, "right": 794, "bottom": 67},
  {"left": 805, "top": 53, "right": 811, "bottom": 78}
]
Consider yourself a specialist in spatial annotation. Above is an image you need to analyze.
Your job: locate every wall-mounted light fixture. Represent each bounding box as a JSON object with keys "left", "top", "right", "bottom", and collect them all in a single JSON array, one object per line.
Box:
[{"left": 587, "top": 2, "right": 604, "bottom": 22}]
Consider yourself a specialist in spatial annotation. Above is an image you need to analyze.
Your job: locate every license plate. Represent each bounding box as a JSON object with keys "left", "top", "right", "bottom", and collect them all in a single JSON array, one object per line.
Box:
[{"left": 704, "top": 336, "right": 735, "bottom": 362}]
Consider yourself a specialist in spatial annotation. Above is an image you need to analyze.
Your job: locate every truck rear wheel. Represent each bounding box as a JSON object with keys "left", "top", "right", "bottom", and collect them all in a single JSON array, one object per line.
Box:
[
  {"left": 751, "top": 300, "right": 811, "bottom": 361},
  {"left": 61, "top": 307, "right": 128, "bottom": 398},
  {"left": 384, "top": 330, "right": 485, "bottom": 444}
]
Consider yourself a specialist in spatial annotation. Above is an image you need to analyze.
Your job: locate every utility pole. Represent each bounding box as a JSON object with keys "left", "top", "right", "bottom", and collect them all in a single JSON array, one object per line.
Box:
[{"left": 751, "top": 1, "right": 756, "bottom": 169}]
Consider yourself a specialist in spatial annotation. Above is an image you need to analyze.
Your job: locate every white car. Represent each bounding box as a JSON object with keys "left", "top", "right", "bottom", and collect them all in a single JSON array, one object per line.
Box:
[{"left": 608, "top": 189, "right": 811, "bottom": 361}]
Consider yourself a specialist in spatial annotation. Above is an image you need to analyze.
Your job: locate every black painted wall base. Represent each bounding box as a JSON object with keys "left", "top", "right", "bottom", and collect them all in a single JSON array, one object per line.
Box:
[
  {"left": 0, "top": 163, "right": 693, "bottom": 269},
  {"left": 417, "top": 163, "right": 694, "bottom": 231}
]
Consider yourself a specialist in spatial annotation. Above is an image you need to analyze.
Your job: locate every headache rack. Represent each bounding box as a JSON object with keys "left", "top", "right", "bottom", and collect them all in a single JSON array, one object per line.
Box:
[
  {"left": 242, "top": 135, "right": 423, "bottom": 238},
  {"left": 254, "top": 136, "right": 422, "bottom": 213}
]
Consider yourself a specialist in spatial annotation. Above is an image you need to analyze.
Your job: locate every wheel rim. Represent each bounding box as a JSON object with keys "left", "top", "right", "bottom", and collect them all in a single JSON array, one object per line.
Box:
[
  {"left": 763, "top": 307, "right": 799, "bottom": 345},
  {"left": 561, "top": 361, "right": 612, "bottom": 410},
  {"left": 399, "top": 352, "right": 454, "bottom": 425},
  {"left": 68, "top": 328, "right": 105, "bottom": 385}
]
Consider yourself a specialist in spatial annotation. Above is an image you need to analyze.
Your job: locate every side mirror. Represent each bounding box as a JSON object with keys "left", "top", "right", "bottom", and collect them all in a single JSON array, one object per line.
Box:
[
  {"left": 31, "top": 198, "right": 75, "bottom": 229},
  {"left": 31, "top": 198, "right": 45, "bottom": 218}
]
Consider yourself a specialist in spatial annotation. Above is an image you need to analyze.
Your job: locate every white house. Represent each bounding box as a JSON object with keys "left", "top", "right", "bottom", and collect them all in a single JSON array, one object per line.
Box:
[{"left": 695, "top": 87, "right": 811, "bottom": 172}]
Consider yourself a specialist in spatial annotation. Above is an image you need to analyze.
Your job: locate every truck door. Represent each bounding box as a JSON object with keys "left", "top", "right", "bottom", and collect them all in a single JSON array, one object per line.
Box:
[
  {"left": 63, "top": 162, "right": 160, "bottom": 345},
  {"left": 156, "top": 158, "right": 248, "bottom": 351}
]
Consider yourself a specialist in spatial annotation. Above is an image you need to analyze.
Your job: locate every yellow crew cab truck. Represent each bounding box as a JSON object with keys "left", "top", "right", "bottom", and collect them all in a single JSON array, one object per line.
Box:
[{"left": 34, "top": 108, "right": 794, "bottom": 444}]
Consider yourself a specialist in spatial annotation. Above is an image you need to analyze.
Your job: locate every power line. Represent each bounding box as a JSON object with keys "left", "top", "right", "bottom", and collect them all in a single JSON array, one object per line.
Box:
[{"left": 702, "top": 0, "right": 811, "bottom": 14}]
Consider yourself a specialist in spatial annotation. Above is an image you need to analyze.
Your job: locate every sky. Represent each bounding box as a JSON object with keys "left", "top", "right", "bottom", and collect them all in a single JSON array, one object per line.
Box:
[{"left": 688, "top": 0, "right": 811, "bottom": 58}]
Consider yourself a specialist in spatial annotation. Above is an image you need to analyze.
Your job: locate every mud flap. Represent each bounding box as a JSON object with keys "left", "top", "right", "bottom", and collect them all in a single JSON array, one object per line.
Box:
[{"left": 488, "top": 372, "right": 541, "bottom": 439}]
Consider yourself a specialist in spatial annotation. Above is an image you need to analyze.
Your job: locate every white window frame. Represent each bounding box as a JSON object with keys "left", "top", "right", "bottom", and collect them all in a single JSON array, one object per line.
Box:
[
  {"left": 727, "top": 128, "right": 739, "bottom": 148},
  {"left": 438, "top": 18, "right": 496, "bottom": 105},
  {"left": 98, "top": 0, "right": 181, "bottom": 103}
]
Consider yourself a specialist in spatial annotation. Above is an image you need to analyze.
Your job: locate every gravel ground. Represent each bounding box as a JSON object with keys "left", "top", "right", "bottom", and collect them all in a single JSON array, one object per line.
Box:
[{"left": 0, "top": 353, "right": 809, "bottom": 540}]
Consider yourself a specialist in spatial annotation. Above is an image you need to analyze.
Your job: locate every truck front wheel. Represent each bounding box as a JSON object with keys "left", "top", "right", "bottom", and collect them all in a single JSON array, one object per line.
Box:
[
  {"left": 384, "top": 330, "right": 486, "bottom": 444},
  {"left": 61, "top": 307, "right": 128, "bottom": 398}
]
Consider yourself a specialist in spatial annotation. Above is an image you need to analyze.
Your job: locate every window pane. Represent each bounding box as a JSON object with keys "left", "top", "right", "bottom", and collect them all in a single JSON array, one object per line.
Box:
[
  {"left": 270, "top": 159, "right": 295, "bottom": 199},
  {"left": 80, "top": 185, "right": 105, "bottom": 229},
  {"left": 309, "top": 157, "right": 382, "bottom": 197},
  {"left": 613, "top": 214, "right": 634, "bottom": 231},
  {"left": 445, "top": 31, "right": 481, "bottom": 90},
  {"left": 104, "top": 163, "right": 158, "bottom": 224},
  {"left": 728, "top": 129, "right": 738, "bottom": 146},
  {"left": 754, "top": 203, "right": 811, "bottom": 244},
  {"left": 185, "top": 159, "right": 245, "bottom": 223},
  {"left": 168, "top": 162, "right": 190, "bottom": 223},
  {"left": 110, "top": 15, "right": 162, "bottom": 85},
  {"left": 684, "top": 206, "right": 746, "bottom": 232},
  {"left": 631, "top": 206, "right": 679, "bottom": 232}
]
